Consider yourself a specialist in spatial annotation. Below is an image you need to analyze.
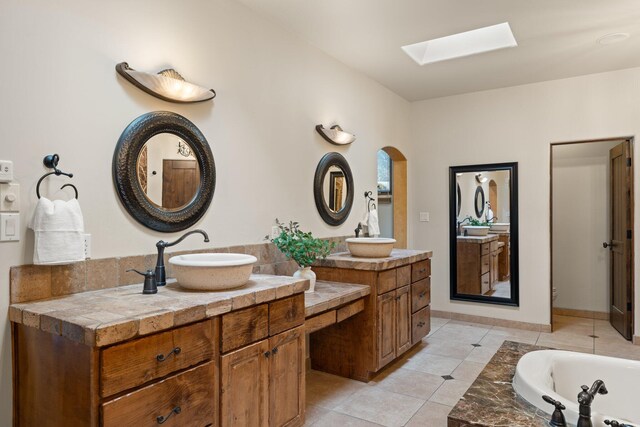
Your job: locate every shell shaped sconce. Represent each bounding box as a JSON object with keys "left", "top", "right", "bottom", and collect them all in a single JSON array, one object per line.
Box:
[
  {"left": 315, "top": 124, "right": 356, "bottom": 145},
  {"left": 116, "top": 62, "right": 216, "bottom": 103}
]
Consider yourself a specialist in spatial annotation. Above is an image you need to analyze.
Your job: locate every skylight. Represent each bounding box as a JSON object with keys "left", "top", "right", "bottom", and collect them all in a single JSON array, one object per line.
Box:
[{"left": 402, "top": 22, "right": 517, "bottom": 65}]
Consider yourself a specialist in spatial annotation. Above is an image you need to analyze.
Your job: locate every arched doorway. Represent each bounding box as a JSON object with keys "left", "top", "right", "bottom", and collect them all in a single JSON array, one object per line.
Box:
[
  {"left": 377, "top": 146, "right": 407, "bottom": 248},
  {"left": 489, "top": 179, "right": 498, "bottom": 214}
]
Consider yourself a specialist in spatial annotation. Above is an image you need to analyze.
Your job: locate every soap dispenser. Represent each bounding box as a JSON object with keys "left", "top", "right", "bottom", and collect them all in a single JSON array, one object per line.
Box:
[{"left": 127, "top": 269, "right": 158, "bottom": 294}]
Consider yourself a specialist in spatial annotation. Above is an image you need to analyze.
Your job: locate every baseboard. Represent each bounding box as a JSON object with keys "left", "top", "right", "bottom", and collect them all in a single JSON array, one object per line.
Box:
[
  {"left": 553, "top": 307, "right": 609, "bottom": 320},
  {"left": 431, "top": 309, "right": 551, "bottom": 332},
  {"left": 634, "top": 336, "right": 640, "bottom": 346}
]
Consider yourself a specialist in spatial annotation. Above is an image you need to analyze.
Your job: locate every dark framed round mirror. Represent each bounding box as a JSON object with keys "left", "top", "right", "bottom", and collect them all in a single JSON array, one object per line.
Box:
[
  {"left": 456, "top": 183, "right": 462, "bottom": 216},
  {"left": 314, "top": 152, "right": 354, "bottom": 226},
  {"left": 474, "top": 186, "right": 485, "bottom": 218},
  {"left": 113, "top": 111, "right": 215, "bottom": 232}
]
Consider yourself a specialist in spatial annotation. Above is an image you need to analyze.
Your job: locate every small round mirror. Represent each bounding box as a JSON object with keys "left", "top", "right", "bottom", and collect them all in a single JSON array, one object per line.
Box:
[
  {"left": 314, "top": 152, "right": 354, "bottom": 226},
  {"left": 456, "top": 183, "right": 462, "bottom": 217},
  {"left": 323, "top": 165, "right": 348, "bottom": 213},
  {"left": 475, "top": 186, "right": 485, "bottom": 218}
]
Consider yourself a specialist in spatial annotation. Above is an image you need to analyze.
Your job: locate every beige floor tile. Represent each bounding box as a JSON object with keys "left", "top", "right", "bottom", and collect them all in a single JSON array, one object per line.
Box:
[
  {"left": 334, "top": 387, "right": 424, "bottom": 427},
  {"left": 428, "top": 379, "right": 473, "bottom": 407},
  {"left": 397, "top": 352, "right": 463, "bottom": 376},
  {"left": 538, "top": 331, "right": 594, "bottom": 350},
  {"left": 450, "top": 360, "right": 486, "bottom": 382},
  {"left": 304, "top": 405, "right": 330, "bottom": 426},
  {"left": 306, "top": 370, "right": 367, "bottom": 410},
  {"left": 488, "top": 326, "right": 541, "bottom": 344},
  {"left": 311, "top": 411, "right": 383, "bottom": 427},
  {"left": 422, "top": 339, "right": 475, "bottom": 359},
  {"left": 405, "top": 401, "right": 453, "bottom": 427},
  {"left": 465, "top": 346, "right": 499, "bottom": 364},
  {"left": 369, "top": 366, "right": 444, "bottom": 399}
]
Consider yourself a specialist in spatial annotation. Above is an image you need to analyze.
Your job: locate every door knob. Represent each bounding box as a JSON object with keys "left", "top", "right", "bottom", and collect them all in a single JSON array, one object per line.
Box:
[{"left": 603, "top": 241, "right": 613, "bottom": 249}]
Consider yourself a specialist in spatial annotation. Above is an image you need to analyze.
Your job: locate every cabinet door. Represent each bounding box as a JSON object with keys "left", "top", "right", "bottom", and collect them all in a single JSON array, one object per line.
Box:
[
  {"left": 395, "top": 286, "right": 412, "bottom": 356},
  {"left": 377, "top": 292, "right": 396, "bottom": 370},
  {"left": 269, "top": 326, "right": 305, "bottom": 427},
  {"left": 220, "top": 340, "right": 269, "bottom": 427},
  {"left": 491, "top": 252, "right": 499, "bottom": 286}
]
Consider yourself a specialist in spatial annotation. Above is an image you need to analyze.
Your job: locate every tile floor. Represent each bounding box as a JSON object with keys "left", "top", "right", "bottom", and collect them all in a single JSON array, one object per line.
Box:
[{"left": 304, "top": 315, "right": 640, "bottom": 426}]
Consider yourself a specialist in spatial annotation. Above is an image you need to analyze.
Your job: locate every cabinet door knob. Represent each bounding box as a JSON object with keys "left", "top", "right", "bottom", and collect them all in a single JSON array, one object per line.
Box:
[
  {"left": 271, "top": 347, "right": 278, "bottom": 355},
  {"left": 157, "top": 406, "right": 181, "bottom": 424},
  {"left": 417, "top": 321, "right": 425, "bottom": 327},
  {"left": 264, "top": 351, "right": 271, "bottom": 358},
  {"left": 156, "top": 347, "right": 181, "bottom": 362},
  {"left": 419, "top": 291, "right": 426, "bottom": 298}
]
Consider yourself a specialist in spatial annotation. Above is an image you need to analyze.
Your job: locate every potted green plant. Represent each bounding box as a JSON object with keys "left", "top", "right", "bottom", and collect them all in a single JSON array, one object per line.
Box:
[{"left": 268, "top": 219, "right": 335, "bottom": 292}]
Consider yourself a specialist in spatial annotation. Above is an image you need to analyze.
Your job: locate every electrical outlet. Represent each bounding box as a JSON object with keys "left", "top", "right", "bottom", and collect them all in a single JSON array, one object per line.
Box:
[
  {"left": 419, "top": 212, "right": 430, "bottom": 222},
  {"left": 270, "top": 225, "right": 280, "bottom": 240},
  {"left": 0, "top": 160, "right": 13, "bottom": 182},
  {"left": 83, "top": 234, "right": 92, "bottom": 259}
]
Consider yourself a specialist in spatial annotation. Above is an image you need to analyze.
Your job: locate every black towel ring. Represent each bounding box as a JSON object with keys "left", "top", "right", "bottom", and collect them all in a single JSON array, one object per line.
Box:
[
  {"left": 36, "top": 154, "right": 75, "bottom": 199},
  {"left": 364, "top": 191, "right": 376, "bottom": 212},
  {"left": 60, "top": 183, "right": 79, "bottom": 199}
]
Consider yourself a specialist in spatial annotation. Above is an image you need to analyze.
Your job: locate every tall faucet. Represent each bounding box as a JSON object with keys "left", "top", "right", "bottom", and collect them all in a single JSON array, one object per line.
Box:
[
  {"left": 457, "top": 217, "right": 472, "bottom": 235},
  {"left": 577, "top": 380, "right": 608, "bottom": 427},
  {"left": 155, "top": 229, "right": 210, "bottom": 287}
]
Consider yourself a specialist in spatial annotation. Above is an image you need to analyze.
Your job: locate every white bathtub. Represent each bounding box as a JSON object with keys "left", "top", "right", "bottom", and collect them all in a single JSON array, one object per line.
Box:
[{"left": 513, "top": 350, "right": 640, "bottom": 426}]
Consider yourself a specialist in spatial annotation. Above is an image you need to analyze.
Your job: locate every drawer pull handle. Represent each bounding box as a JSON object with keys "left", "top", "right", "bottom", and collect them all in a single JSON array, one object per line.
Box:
[
  {"left": 157, "top": 406, "right": 181, "bottom": 424},
  {"left": 264, "top": 351, "right": 271, "bottom": 358},
  {"left": 417, "top": 321, "right": 425, "bottom": 328},
  {"left": 419, "top": 291, "right": 426, "bottom": 298},
  {"left": 418, "top": 269, "right": 426, "bottom": 274},
  {"left": 156, "top": 347, "right": 181, "bottom": 362}
]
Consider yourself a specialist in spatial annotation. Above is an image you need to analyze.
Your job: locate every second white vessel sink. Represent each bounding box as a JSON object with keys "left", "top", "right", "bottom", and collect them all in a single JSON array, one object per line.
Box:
[
  {"left": 346, "top": 237, "right": 396, "bottom": 258},
  {"left": 490, "top": 223, "right": 509, "bottom": 232},
  {"left": 169, "top": 253, "right": 257, "bottom": 291},
  {"left": 463, "top": 226, "right": 490, "bottom": 236}
]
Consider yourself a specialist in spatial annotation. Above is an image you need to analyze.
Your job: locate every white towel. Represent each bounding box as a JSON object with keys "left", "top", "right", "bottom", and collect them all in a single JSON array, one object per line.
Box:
[
  {"left": 29, "top": 197, "right": 85, "bottom": 265},
  {"left": 367, "top": 208, "right": 381, "bottom": 237}
]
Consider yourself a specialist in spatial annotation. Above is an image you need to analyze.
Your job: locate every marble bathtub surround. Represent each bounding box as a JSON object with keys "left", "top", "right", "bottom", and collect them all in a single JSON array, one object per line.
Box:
[
  {"left": 10, "top": 237, "right": 349, "bottom": 304},
  {"left": 9, "top": 275, "right": 308, "bottom": 347},
  {"left": 313, "top": 249, "right": 432, "bottom": 271}
]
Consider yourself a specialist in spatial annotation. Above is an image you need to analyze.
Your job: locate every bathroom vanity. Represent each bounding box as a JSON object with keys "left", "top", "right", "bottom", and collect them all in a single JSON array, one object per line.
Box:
[
  {"left": 10, "top": 275, "right": 308, "bottom": 427},
  {"left": 456, "top": 235, "right": 503, "bottom": 295},
  {"left": 310, "top": 249, "right": 433, "bottom": 381}
]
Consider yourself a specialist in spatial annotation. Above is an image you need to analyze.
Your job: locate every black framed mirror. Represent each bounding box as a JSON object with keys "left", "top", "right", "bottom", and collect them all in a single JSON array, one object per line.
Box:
[
  {"left": 314, "top": 152, "right": 354, "bottom": 225},
  {"left": 474, "top": 186, "right": 485, "bottom": 218},
  {"left": 113, "top": 111, "right": 216, "bottom": 232},
  {"left": 450, "top": 162, "right": 519, "bottom": 306}
]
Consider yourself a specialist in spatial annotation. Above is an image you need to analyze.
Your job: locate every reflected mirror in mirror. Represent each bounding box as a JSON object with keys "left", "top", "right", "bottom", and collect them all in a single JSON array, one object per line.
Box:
[
  {"left": 324, "top": 166, "right": 348, "bottom": 213},
  {"left": 450, "top": 163, "right": 519, "bottom": 306},
  {"left": 136, "top": 134, "right": 200, "bottom": 211}
]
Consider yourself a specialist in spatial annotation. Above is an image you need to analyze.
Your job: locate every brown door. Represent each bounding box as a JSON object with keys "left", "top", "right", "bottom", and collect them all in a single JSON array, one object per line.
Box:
[
  {"left": 268, "top": 326, "right": 305, "bottom": 427},
  {"left": 220, "top": 340, "right": 270, "bottom": 427},
  {"left": 489, "top": 180, "right": 498, "bottom": 214},
  {"left": 395, "top": 286, "right": 412, "bottom": 356},
  {"left": 376, "top": 292, "right": 396, "bottom": 370},
  {"left": 162, "top": 159, "right": 198, "bottom": 209},
  {"left": 608, "top": 141, "right": 633, "bottom": 340}
]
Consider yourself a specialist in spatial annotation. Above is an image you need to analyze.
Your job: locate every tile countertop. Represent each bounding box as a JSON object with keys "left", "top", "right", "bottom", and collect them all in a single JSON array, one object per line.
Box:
[
  {"left": 448, "top": 341, "right": 550, "bottom": 427},
  {"left": 456, "top": 234, "right": 499, "bottom": 244},
  {"left": 305, "top": 280, "right": 370, "bottom": 317},
  {"left": 313, "top": 248, "right": 432, "bottom": 271},
  {"left": 9, "top": 274, "right": 308, "bottom": 348}
]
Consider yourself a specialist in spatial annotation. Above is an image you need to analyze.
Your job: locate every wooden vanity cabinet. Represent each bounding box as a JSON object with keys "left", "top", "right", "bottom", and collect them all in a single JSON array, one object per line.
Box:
[{"left": 457, "top": 239, "right": 500, "bottom": 295}]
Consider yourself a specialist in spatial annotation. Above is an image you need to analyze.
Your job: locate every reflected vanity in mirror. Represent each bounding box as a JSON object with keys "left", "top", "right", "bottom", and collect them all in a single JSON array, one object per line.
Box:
[
  {"left": 314, "top": 152, "right": 354, "bottom": 225},
  {"left": 450, "top": 163, "right": 519, "bottom": 306},
  {"left": 113, "top": 111, "right": 216, "bottom": 232}
]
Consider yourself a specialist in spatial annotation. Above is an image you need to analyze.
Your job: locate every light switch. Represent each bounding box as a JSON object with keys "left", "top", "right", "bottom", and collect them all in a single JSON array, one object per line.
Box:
[
  {"left": 0, "top": 213, "right": 20, "bottom": 241},
  {"left": 419, "top": 212, "right": 430, "bottom": 222},
  {"left": 0, "top": 183, "right": 20, "bottom": 212}
]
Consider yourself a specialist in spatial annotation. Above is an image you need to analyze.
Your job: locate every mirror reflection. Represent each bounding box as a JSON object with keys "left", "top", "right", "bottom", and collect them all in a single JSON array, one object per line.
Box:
[
  {"left": 136, "top": 134, "right": 201, "bottom": 211},
  {"left": 324, "top": 165, "right": 348, "bottom": 213},
  {"left": 451, "top": 164, "right": 518, "bottom": 305}
]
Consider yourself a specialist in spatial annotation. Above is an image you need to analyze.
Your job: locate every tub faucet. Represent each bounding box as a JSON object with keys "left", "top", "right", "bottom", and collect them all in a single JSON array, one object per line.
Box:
[
  {"left": 155, "top": 229, "right": 210, "bottom": 287},
  {"left": 542, "top": 395, "right": 567, "bottom": 427},
  {"left": 604, "top": 420, "right": 632, "bottom": 427},
  {"left": 577, "top": 380, "right": 608, "bottom": 427}
]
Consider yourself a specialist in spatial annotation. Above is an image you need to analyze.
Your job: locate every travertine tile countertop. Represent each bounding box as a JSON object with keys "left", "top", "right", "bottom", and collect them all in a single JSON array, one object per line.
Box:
[
  {"left": 9, "top": 275, "right": 308, "bottom": 348},
  {"left": 456, "top": 235, "right": 499, "bottom": 244},
  {"left": 313, "top": 249, "right": 432, "bottom": 271},
  {"left": 305, "top": 281, "right": 370, "bottom": 317},
  {"left": 448, "top": 341, "right": 550, "bottom": 427}
]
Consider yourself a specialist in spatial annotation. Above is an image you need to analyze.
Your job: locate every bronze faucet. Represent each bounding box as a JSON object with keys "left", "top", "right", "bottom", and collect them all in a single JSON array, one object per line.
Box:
[{"left": 155, "top": 229, "right": 209, "bottom": 287}]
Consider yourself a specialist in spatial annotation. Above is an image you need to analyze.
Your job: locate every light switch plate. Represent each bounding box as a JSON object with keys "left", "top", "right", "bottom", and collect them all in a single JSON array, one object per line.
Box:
[
  {"left": 0, "top": 160, "right": 14, "bottom": 182},
  {"left": 0, "top": 213, "right": 20, "bottom": 241},
  {"left": 419, "top": 212, "right": 430, "bottom": 222},
  {"left": 0, "top": 183, "right": 20, "bottom": 212}
]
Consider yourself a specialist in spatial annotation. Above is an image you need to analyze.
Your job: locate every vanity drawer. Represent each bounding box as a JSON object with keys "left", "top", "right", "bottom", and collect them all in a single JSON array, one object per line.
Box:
[
  {"left": 411, "top": 278, "right": 431, "bottom": 313},
  {"left": 397, "top": 265, "right": 412, "bottom": 287},
  {"left": 411, "top": 260, "right": 431, "bottom": 282},
  {"left": 481, "top": 255, "right": 490, "bottom": 275},
  {"left": 378, "top": 269, "right": 397, "bottom": 294},
  {"left": 269, "top": 294, "right": 305, "bottom": 335},
  {"left": 481, "top": 272, "right": 491, "bottom": 294},
  {"left": 480, "top": 243, "right": 491, "bottom": 256},
  {"left": 222, "top": 304, "right": 269, "bottom": 353},
  {"left": 411, "top": 306, "right": 431, "bottom": 344},
  {"left": 101, "top": 361, "right": 217, "bottom": 427},
  {"left": 100, "top": 319, "right": 215, "bottom": 397}
]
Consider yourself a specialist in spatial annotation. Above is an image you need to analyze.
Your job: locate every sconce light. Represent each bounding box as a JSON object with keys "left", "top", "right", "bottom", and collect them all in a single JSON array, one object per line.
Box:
[
  {"left": 116, "top": 62, "right": 216, "bottom": 103},
  {"left": 315, "top": 124, "right": 356, "bottom": 146},
  {"left": 475, "top": 173, "right": 488, "bottom": 184}
]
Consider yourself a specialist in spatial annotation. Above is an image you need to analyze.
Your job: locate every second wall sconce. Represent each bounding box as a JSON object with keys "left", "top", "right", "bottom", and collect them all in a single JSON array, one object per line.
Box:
[
  {"left": 116, "top": 62, "right": 216, "bottom": 103},
  {"left": 315, "top": 124, "right": 356, "bottom": 145}
]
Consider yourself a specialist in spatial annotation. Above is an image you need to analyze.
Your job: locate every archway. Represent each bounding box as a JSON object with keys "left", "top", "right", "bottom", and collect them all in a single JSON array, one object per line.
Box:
[{"left": 378, "top": 146, "right": 407, "bottom": 248}]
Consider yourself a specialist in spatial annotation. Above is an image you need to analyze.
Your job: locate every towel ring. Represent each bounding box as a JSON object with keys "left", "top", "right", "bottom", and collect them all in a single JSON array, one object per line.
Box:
[
  {"left": 60, "top": 183, "right": 79, "bottom": 199},
  {"left": 36, "top": 154, "right": 75, "bottom": 199}
]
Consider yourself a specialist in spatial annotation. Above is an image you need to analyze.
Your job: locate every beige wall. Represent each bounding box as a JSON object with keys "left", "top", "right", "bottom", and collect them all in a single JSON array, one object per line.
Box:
[
  {"left": 410, "top": 66, "right": 640, "bottom": 328},
  {"left": 0, "top": 0, "right": 412, "bottom": 421}
]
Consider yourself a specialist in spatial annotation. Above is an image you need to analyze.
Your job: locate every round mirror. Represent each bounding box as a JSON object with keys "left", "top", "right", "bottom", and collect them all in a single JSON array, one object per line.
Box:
[
  {"left": 113, "top": 111, "right": 215, "bottom": 232},
  {"left": 474, "top": 186, "right": 485, "bottom": 218},
  {"left": 314, "top": 152, "right": 354, "bottom": 225},
  {"left": 456, "top": 183, "right": 461, "bottom": 217}
]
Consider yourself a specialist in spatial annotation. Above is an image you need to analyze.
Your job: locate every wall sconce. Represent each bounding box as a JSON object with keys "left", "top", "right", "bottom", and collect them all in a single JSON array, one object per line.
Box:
[
  {"left": 116, "top": 62, "right": 216, "bottom": 103},
  {"left": 475, "top": 173, "right": 488, "bottom": 184},
  {"left": 315, "top": 124, "right": 356, "bottom": 145}
]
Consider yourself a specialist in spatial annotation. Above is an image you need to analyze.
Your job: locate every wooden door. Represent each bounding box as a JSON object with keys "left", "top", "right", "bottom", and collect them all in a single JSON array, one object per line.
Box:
[
  {"left": 268, "top": 326, "right": 305, "bottom": 427},
  {"left": 609, "top": 141, "right": 633, "bottom": 340},
  {"left": 489, "top": 180, "right": 498, "bottom": 214},
  {"left": 395, "top": 286, "right": 412, "bottom": 356},
  {"left": 162, "top": 159, "right": 198, "bottom": 209},
  {"left": 220, "top": 340, "right": 269, "bottom": 427},
  {"left": 377, "top": 292, "right": 396, "bottom": 369}
]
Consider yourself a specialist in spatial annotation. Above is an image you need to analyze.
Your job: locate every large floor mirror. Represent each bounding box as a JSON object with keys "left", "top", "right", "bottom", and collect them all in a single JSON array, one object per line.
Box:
[{"left": 449, "top": 162, "right": 519, "bottom": 306}]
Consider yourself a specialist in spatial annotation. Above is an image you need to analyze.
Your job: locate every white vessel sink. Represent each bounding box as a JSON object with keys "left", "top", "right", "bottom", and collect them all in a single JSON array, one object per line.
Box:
[
  {"left": 490, "top": 223, "right": 509, "bottom": 232},
  {"left": 463, "top": 226, "right": 490, "bottom": 236},
  {"left": 169, "top": 253, "right": 257, "bottom": 291},
  {"left": 346, "top": 237, "right": 396, "bottom": 258}
]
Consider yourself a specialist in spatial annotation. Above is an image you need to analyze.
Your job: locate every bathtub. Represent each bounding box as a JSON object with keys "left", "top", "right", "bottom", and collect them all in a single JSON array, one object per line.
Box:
[{"left": 513, "top": 350, "right": 640, "bottom": 426}]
